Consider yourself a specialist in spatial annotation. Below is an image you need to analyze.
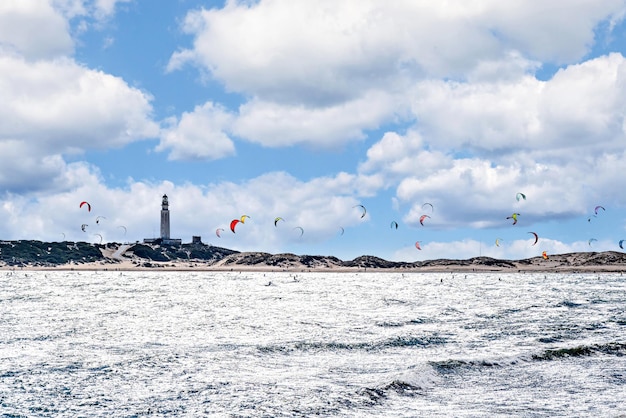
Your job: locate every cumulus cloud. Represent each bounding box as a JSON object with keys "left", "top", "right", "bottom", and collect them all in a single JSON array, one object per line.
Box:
[
  {"left": 0, "top": 54, "right": 159, "bottom": 192},
  {"left": 0, "top": 168, "right": 372, "bottom": 256},
  {"left": 0, "top": 1, "right": 161, "bottom": 194},
  {"left": 538, "top": 53, "right": 626, "bottom": 147},
  {"left": 392, "top": 149, "right": 626, "bottom": 232},
  {"left": 164, "top": 1, "right": 626, "bottom": 151},
  {"left": 194, "top": 170, "right": 369, "bottom": 250},
  {"left": 167, "top": 1, "right": 412, "bottom": 105},
  {"left": 351, "top": 53, "right": 626, "bottom": 231},
  {"left": 91, "top": 0, "right": 132, "bottom": 19},
  {"left": 51, "top": 0, "right": 132, "bottom": 21},
  {"left": 155, "top": 89, "right": 405, "bottom": 155},
  {"left": 0, "top": 55, "right": 158, "bottom": 150},
  {"left": 409, "top": 77, "right": 544, "bottom": 153},
  {"left": 157, "top": 102, "right": 236, "bottom": 160},
  {"left": 233, "top": 90, "right": 403, "bottom": 148},
  {"left": 0, "top": 0, "right": 74, "bottom": 59},
  {"left": 0, "top": 141, "right": 68, "bottom": 192},
  {"left": 391, "top": 236, "right": 612, "bottom": 262},
  {"left": 359, "top": 130, "right": 450, "bottom": 182},
  {"left": 0, "top": 1, "right": 133, "bottom": 60},
  {"left": 410, "top": 53, "right": 626, "bottom": 156},
  {"left": 169, "top": 0, "right": 625, "bottom": 96}
]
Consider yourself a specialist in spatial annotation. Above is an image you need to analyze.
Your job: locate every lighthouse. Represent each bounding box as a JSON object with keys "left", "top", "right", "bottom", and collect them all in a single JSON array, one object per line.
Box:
[
  {"left": 160, "top": 194, "right": 170, "bottom": 239},
  {"left": 144, "top": 194, "right": 181, "bottom": 245}
]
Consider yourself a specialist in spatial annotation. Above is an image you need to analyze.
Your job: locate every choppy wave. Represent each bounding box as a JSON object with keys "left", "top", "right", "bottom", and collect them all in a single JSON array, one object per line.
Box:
[
  {"left": 258, "top": 333, "right": 447, "bottom": 354},
  {"left": 557, "top": 299, "right": 587, "bottom": 308},
  {"left": 360, "top": 380, "right": 426, "bottom": 404},
  {"left": 358, "top": 366, "right": 442, "bottom": 410},
  {"left": 375, "top": 318, "right": 427, "bottom": 327},
  {"left": 430, "top": 341, "right": 626, "bottom": 374},
  {"left": 533, "top": 342, "right": 626, "bottom": 360}
]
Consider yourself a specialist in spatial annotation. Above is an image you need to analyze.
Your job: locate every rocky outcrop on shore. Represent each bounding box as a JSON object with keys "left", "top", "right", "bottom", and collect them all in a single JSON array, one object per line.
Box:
[{"left": 1, "top": 240, "right": 626, "bottom": 272}]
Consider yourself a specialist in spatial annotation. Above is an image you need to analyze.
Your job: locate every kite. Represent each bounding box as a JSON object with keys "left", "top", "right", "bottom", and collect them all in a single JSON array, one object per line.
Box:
[
  {"left": 80, "top": 201, "right": 91, "bottom": 212},
  {"left": 594, "top": 206, "right": 605, "bottom": 215},
  {"left": 240, "top": 215, "right": 250, "bottom": 224},
  {"left": 274, "top": 217, "right": 284, "bottom": 227},
  {"left": 96, "top": 216, "right": 106, "bottom": 224},
  {"left": 353, "top": 204, "right": 367, "bottom": 218},
  {"left": 230, "top": 219, "right": 240, "bottom": 233},
  {"left": 422, "top": 203, "right": 434, "bottom": 212},
  {"left": 415, "top": 241, "right": 422, "bottom": 250},
  {"left": 495, "top": 238, "right": 503, "bottom": 247},
  {"left": 81, "top": 224, "right": 88, "bottom": 232},
  {"left": 516, "top": 192, "right": 526, "bottom": 202},
  {"left": 94, "top": 234, "right": 103, "bottom": 244},
  {"left": 293, "top": 226, "right": 304, "bottom": 237},
  {"left": 528, "top": 231, "right": 538, "bottom": 246},
  {"left": 542, "top": 251, "right": 549, "bottom": 260},
  {"left": 419, "top": 215, "right": 431, "bottom": 226},
  {"left": 216, "top": 228, "right": 224, "bottom": 238},
  {"left": 619, "top": 239, "right": 625, "bottom": 250},
  {"left": 390, "top": 221, "right": 398, "bottom": 229},
  {"left": 507, "top": 213, "right": 520, "bottom": 225},
  {"left": 338, "top": 226, "right": 345, "bottom": 236},
  {"left": 588, "top": 238, "right": 598, "bottom": 247},
  {"left": 118, "top": 225, "right": 127, "bottom": 236}
]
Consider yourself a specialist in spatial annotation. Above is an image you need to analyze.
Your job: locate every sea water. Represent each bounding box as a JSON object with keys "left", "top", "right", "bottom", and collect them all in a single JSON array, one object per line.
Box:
[{"left": 0, "top": 270, "right": 625, "bottom": 417}]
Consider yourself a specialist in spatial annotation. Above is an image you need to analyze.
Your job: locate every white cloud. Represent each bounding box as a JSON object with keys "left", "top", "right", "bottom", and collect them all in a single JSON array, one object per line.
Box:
[
  {"left": 51, "top": 0, "right": 132, "bottom": 20},
  {"left": 233, "top": 90, "right": 403, "bottom": 148},
  {"left": 0, "top": 54, "right": 158, "bottom": 191},
  {"left": 0, "top": 141, "right": 68, "bottom": 192},
  {"left": 475, "top": 1, "right": 624, "bottom": 63},
  {"left": 92, "top": 0, "right": 132, "bottom": 19},
  {"left": 195, "top": 171, "right": 368, "bottom": 250},
  {"left": 154, "top": 90, "right": 404, "bottom": 156},
  {"left": 391, "top": 236, "right": 615, "bottom": 262},
  {"left": 0, "top": 1, "right": 161, "bottom": 194},
  {"left": 411, "top": 53, "right": 626, "bottom": 156},
  {"left": 0, "top": 168, "right": 372, "bottom": 255},
  {"left": 0, "top": 0, "right": 74, "bottom": 59},
  {"left": 165, "top": 1, "right": 626, "bottom": 152},
  {"left": 1, "top": 156, "right": 616, "bottom": 258},
  {"left": 359, "top": 130, "right": 450, "bottom": 182},
  {"left": 409, "top": 76, "right": 544, "bottom": 153},
  {"left": 0, "top": 55, "right": 158, "bottom": 150},
  {"left": 538, "top": 53, "right": 626, "bottom": 146},
  {"left": 389, "top": 150, "right": 626, "bottom": 230},
  {"left": 157, "top": 102, "right": 236, "bottom": 161},
  {"left": 346, "top": 53, "right": 626, "bottom": 230},
  {"left": 0, "top": 1, "right": 133, "bottom": 60},
  {"left": 170, "top": 0, "right": 625, "bottom": 99},
  {"left": 168, "top": 1, "right": 414, "bottom": 105},
  {"left": 51, "top": 0, "right": 87, "bottom": 19}
]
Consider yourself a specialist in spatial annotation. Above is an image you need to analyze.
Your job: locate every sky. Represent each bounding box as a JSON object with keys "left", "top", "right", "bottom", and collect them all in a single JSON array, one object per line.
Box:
[{"left": 2, "top": 0, "right": 626, "bottom": 262}]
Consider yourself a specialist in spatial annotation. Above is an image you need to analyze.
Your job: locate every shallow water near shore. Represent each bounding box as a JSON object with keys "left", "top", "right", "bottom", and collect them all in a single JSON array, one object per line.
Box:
[{"left": 1, "top": 270, "right": 625, "bottom": 417}]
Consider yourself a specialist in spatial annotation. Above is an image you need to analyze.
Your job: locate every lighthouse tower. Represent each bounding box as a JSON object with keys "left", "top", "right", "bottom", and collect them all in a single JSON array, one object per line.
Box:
[
  {"left": 160, "top": 194, "right": 170, "bottom": 240},
  {"left": 143, "top": 194, "right": 181, "bottom": 245}
]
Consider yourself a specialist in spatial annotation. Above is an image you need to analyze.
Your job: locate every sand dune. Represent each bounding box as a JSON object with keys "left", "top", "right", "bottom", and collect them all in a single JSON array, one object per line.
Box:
[{"left": 1, "top": 241, "right": 625, "bottom": 273}]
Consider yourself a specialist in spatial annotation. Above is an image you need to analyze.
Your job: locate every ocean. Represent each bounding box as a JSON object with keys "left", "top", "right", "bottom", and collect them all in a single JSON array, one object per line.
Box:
[{"left": 1, "top": 270, "right": 625, "bottom": 417}]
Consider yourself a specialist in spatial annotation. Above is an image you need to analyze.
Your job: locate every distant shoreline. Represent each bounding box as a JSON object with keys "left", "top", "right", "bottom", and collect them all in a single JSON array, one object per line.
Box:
[
  {"left": 1, "top": 241, "right": 626, "bottom": 274},
  {"left": 2, "top": 260, "right": 626, "bottom": 274}
]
